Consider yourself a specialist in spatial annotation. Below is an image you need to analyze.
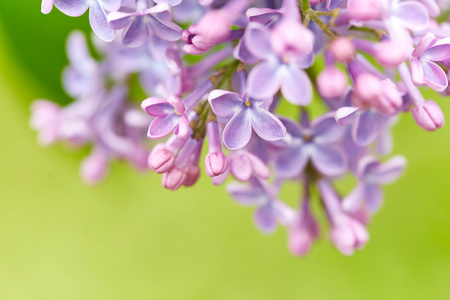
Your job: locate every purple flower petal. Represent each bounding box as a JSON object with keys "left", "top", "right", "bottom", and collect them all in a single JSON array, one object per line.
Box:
[
  {"left": 209, "top": 90, "right": 244, "bottom": 117},
  {"left": 250, "top": 108, "right": 286, "bottom": 141},
  {"left": 281, "top": 66, "right": 312, "bottom": 106},
  {"left": 107, "top": 10, "right": 134, "bottom": 30},
  {"left": 310, "top": 145, "right": 347, "bottom": 177},
  {"left": 141, "top": 98, "right": 173, "bottom": 117},
  {"left": 54, "top": 0, "right": 89, "bottom": 16},
  {"left": 89, "top": 1, "right": 116, "bottom": 42},
  {"left": 392, "top": 1, "right": 429, "bottom": 31},
  {"left": 370, "top": 155, "right": 407, "bottom": 185},
  {"left": 223, "top": 110, "right": 252, "bottom": 150},
  {"left": 275, "top": 147, "right": 308, "bottom": 178},
  {"left": 245, "top": 24, "right": 274, "bottom": 60},
  {"left": 254, "top": 201, "right": 277, "bottom": 234},
  {"left": 312, "top": 113, "right": 345, "bottom": 144},
  {"left": 409, "top": 57, "right": 425, "bottom": 86},
  {"left": 422, "top": 60, "right": 448, "bottom": 92},
  {"left": 422, "top": 43, "right": 450, "bottom": 61},
  {"left": 148, "top": 17, "right": 182, "bottom": 42},
  {"left": 99, "top": 0, "right": 121, "bottom": 12},
  {"left": 364, "top": 184, "right": 383, "bottom": 213},
  {"left": 174, "top": 113, "right": 190, "bottom": 139},
  {"left": 342, "top": 183, "right": 365, "bottom": 212},
  {"left": 353, "top": 110, "right": 380, "bottom": 146},
  {"left": 247, "top": 61, "right": 283, "bottom": 99},
  {"left": 122, "top": 17, "right": 150, "bottom": 47},
  {"left": 227, "top": 183, "right": 265, "bottom": 205},
  {"left": 148, "top": 113, "right": 179, "bottom": 139}
]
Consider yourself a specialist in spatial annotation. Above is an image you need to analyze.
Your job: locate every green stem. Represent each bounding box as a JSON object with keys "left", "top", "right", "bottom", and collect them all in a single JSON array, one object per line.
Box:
[{"left": 299, "top": 0, "right": 337, "bottom": 39}]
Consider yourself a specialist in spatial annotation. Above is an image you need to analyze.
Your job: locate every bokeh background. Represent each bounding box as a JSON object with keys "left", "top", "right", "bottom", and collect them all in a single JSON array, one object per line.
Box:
[{"left": 1, "top": 2, "right": 450, "bottom": 299}]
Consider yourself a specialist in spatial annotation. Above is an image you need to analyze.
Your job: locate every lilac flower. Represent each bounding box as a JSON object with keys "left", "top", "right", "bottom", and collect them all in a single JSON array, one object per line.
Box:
[
  {"left": 209, "top": 70, "right": 286, "bottom": 150},
  {"left": 108, "top": 2, "right": 182, "bottom": 47},
  {"left": 343, "top": 155, "right": 407, "bottom": 213},
  {"left": 318, "top": 180, "right": 369, "bottom": 256},
  {"left": 53, "top": 0, "right": 121, "bottom": 41},
  {"left": 208, "top": 89, "right": 286, "bottom": 150},
  {"left": 288, "top": 190, "right": 319, "bottom": 257},
  {"left": 274, "top": 113, "right": 347, "bottom": 178},
  {"left": 244, "top": 22, "right": 314, "bottom": 105},
  {"left": 228, "top": 179, "right": 295, "bottom": 234},
  {"left": 409, "top": 33, "right": 450, "bottom": 92},
  {"left": 142, "top": 80, "right": 213, "bottom": 139}
]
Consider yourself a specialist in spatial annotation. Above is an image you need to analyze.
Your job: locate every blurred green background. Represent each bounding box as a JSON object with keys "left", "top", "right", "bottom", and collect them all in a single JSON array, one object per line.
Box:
[{"left": 1, "top": 2, "right": 450, "bottom": 299}]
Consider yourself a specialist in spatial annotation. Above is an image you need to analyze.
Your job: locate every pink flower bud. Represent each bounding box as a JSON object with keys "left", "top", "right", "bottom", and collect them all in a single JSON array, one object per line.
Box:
[
  {"left": 205, "top": 152, "right": 228, "bottom": 177},
  {"left": 80, "top": 152, "right": 109, "bottom": 185},
  {"left": 288, "top": 203, "right": 319, "bottom": 257},
  {"left": 352, "top": 73, "right": 382, "bottom": 108},
  {"left": 375, "top": 41, "right": 408, "bottom": 67},
  {"left": 329, "top": 37, "right": 355, "bottom": 62},
  {"left": 330, "top": 216, "right": 369, "bottom": 255},
  {"left": 309, "top": 0, "right": 324, "bottom": 4},
  {"left": 148, "top": 145, "right": 175, "bottom": 173},
  {"left": 271, "top": 18, "right": 314, "bottom": 59},
  {"left": 347, "top": 0, "right": 382, "bottom": 22},
  {"left": 317, "top": 67, "right": 348, "bottom": 99},
  {"left": 374, "top": 79, "right": 403, "bottom": 115},
  {"left": 412, "top": 100, "right": 445, "bottom": 131},
  {"left": 183, "top": 165, "right": 201, "bottom": 187},
  {"left": 162, "top": 167, "right": 186, "bottom": 191}
]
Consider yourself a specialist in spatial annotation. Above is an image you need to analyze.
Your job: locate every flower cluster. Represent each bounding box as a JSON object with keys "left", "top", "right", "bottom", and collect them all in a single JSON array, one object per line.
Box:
[{"left": 32, "top": 0, "right": 450, "bottom": 256}]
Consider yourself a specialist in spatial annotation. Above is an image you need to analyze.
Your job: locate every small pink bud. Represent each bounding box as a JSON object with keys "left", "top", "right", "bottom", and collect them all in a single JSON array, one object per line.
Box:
[
  {"left": 352, "top": 73, "right": 381, "bottom": 108},
  {"left": 205, "top": 152, "right": 228, "bottom": 177},
  {"left": 271, "top": 18, "right": 314, "bottom": 59},
  {"left": 148, "top": 145, "right": 175, "bottom": 173},
  {"left": 330, "top": 216, "right": 369, "bottom": 255},
  {"left": 309, "top": 0, "right": 324, "bottom": 4},
  {"left": 288, "top": 205, "right": 319, "bottom": 257},
  {"left": 347, "top": 0, "right": 382, "bottom": 22},
  {"left": 80, "top": 152, "right": 109, "bottom": 185},
  {"left": 412, "top": 100, "right": 445, "bottom": 131},
  {"left": 317, "top": 67, "right": 348, "bottom": 99},
  {"left": 183, "top": 165, "right": 201, "bottom": 187},
  {"left": 374, "top": 80, "right": 403, "bottom": 115},
  {"left": 329, "top": 37, "right": 355, "bottom": 62},
  {"left": 375, "top": 41, "right": 408, "bottom": 67},
  {"left": 162, "top": 167, "right": 186, "bottom": 191}
]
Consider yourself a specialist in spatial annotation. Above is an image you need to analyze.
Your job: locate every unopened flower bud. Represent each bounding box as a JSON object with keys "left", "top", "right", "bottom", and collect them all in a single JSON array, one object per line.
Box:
[
  {"left": 317, "top": 67, "right": 348, "bottom": 99},
  {"left": 148, "top": 145, "right": 175, "bottom": 173},
  {"left": 183, "top": 165, "right": 201, "bottom": 187},
  {"left": 352, "top": 73, "right": 381, "bottom": 107},
  {"left": 412, "top": 100, "right": 445, "bottom": 131},
  {"left": 347, "top": 0, "right": 382, "bottom": 22},
  {"left": 374, "top": 80, "right": 403, "bottom": 115},
  {"left": 329, "top": 37, "right": 355, "bottom": 62},
  {"left": 375, "top": 41, "right": 408, "bottom": 67},
  {"left": 205, "top": 152, "right": 228, "bottom": 177},
  {"left": 80, "top": 152, "right": 109, "bottom": 185},
  {"left": 162, "top": 167, "right": 186, "bottom": 191}
]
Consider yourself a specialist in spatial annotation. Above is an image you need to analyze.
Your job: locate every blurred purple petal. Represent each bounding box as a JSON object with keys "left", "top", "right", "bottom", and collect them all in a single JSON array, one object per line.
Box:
[
  {"left": 248, "top": 61, "right": 283, "bottom": 99},
  {"left": 311, "top": 145, "right": 347, "bottom": 177},
  {"left": 353, "top": 111, "right": 380, "bottom": 146},
  {"left": 281, "top": 66, "right": 312, "bottom": 106}
]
